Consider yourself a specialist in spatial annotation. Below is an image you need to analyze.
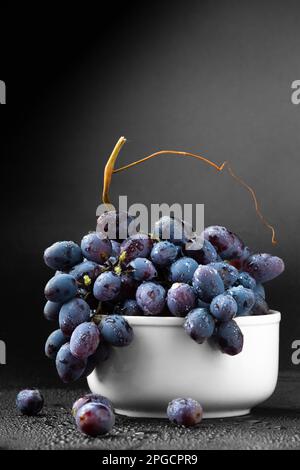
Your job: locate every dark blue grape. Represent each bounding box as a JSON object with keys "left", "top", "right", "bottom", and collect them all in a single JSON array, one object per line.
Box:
[
  {"left": 44, "top": 241, "right": 83, "bottom": 271},
  {"left": 210, "top": 262, "right": 239, "bottom": 289},
  {"left": 72, "top": 393, "right": 113, "bottom": 417},
  {"left": 244, "top": 253, "right": 285, "bottom": 283},
  {"left": 129, "top": 258, "right": 157, "bottom": 281},
  {"left": 83, "top": 343, "right": 111, "bottom": 377},
  {"left": 114, "top": 299, "right": 142, "bottom": 316},
  {"left": 81, "top": 232, "right": 112, "bottom": 264},
  {"left": 167, "top": 283, "right": 196, "bottom": 317},
  {"left": 229, "top": 246, "right": 251, "bottom": 269},
  {"left": 70, "top": 322, "right": 100, "bottom": 359},
  {"left": 169, "top": 257, "right": 198, "bottom": 284},
  {"left": 44, "top": 274, "right": 78, "bottom": 303},
  {"left": 226, "top": 285, "right": 255, "bottom": 316},
  {"left": 203, "top": 226, "right": 245, "bottom": 260},
  {"left": 56, "top": 343, "right": 87, "bottom": 383},
  {"left": 16, "top": 389, "right": 44, "bottom": 416},
  {"left": 99, "top": 315, "right": 134, "bottom": 347},
  {"left": 234, "top": 271, "right": 256, "bottom": 290},
  {"left": 43, "top": 300, "right": 62, "bottom": 321},
  {"left": 167, "top": 398, "right": 203, "bottom": 427},
  {"left": 153, "top": 216, "right": 193, "bottom": 245},
  {"left": 210, "top": 294, "right": 237, "bottom": 321},
  {"left": 120, "top": 233, "right": 153, "bottom": 263},
  {"left": 184, "top": 308, "right": 215, "bottom": 344},
  {"left": 151, "top": 241, "right": 178, "bottom": 267},
  {"left": 136, "top": 282, "right": 166, "bottom": 315},
  {"left": 254, "top": 283, "right": 265, "bottom": 299},
  {"left": 184, "top": 239, "right": 218, "bottom": 265},
  {"left": 215, "top": 320, "right": 244, "bottom": 355},
  {"left": 251, "top": 294, "right": 269, "bottom": 315},
  {"left": 59, "top": 298, "right": 91, "bottom": 336},
  {"left": 45, "top": 329, "right": 69, "bottom": 359},
  {"left": 96, "top": 210, "right": 135, "bottom": 241},
  {"left": 76, "top": 402, "right": 115, "bottom": 436},
  {"left": 93, "top": 271, "right": 121, "bottom": 301},
  {"left": 118, "top": 273, "right": 139, "bottom": 301},
  {"left": 192, "top": 265, "right": 224, "bottom": 303},
  {"left": 70, "top": 261, "right": 103, "bottom": 282}
]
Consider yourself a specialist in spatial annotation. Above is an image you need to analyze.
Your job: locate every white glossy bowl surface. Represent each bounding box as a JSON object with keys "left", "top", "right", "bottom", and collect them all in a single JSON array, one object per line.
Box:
[{"left": 88, "top": 311, "right": 280, "bottom": 418}]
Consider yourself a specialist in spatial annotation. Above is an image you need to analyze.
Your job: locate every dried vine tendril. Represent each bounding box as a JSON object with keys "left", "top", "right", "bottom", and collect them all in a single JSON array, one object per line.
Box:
[{"left": 102, "top": 136, "right": 277, "bottom": 245}]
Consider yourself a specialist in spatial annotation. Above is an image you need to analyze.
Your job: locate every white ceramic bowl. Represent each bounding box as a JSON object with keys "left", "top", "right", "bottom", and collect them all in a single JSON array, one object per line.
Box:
[{"left": 87, "top": 311, "right": 280, "bottom": 418}]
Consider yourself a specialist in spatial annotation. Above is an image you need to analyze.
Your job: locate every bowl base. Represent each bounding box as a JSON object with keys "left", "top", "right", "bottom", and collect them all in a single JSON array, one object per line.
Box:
[{"left": 115, "top": 408, "right": 251, "bottom": 419}]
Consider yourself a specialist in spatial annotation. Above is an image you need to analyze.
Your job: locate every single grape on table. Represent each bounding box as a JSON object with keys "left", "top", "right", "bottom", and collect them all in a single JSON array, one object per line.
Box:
[
  {"left": 16, "top": 389, "right": 44, "bottom": 416},
  {"left": 75, "top": 402, "right": 115, "bottom": 437},
  {"left": 167, "top": 398, "right": 203, "bottom": 427},
  {"left": 72, "top": 393, "right": 113, "bottom": 417}
]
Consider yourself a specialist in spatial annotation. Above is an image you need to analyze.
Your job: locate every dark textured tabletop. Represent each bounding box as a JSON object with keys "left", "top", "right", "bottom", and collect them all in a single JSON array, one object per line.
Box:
[{"left": 0, "top": 372, "right": 300, "bottom": 450}]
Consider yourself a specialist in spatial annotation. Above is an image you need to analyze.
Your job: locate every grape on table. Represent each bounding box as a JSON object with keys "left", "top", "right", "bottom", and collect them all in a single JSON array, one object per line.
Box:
[
  {"left": 167, "top": 398, "right": 203, "bottom": 427},
  {"left": 75, "top": 402, "right": 115, "bottom": 437},
  {"left": 16, "top": 389, "right": 44, "bottom": 416}
]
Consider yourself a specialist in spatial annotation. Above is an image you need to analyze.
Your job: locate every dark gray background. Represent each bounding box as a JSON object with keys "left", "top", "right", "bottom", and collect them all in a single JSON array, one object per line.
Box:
[{"left": 1, "top": 0, "right": 299, "bottom": 386}]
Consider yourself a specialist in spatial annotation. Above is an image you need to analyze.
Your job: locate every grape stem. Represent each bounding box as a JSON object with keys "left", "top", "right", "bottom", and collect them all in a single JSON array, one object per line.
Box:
[{"left": 102, "top": 137, "right": 277, "bottom": 245}]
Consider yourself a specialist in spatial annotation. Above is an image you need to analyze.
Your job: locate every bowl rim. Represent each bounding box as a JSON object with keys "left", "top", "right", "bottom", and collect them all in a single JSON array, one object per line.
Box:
[{"left": 122, "top": 310, "right": 281, "bottom": 327}]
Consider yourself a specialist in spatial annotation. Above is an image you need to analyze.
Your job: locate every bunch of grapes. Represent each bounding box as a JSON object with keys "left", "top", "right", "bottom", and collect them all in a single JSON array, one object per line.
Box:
[{"left": 43, "top": 212, "right": 285, "bottom": 383}]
